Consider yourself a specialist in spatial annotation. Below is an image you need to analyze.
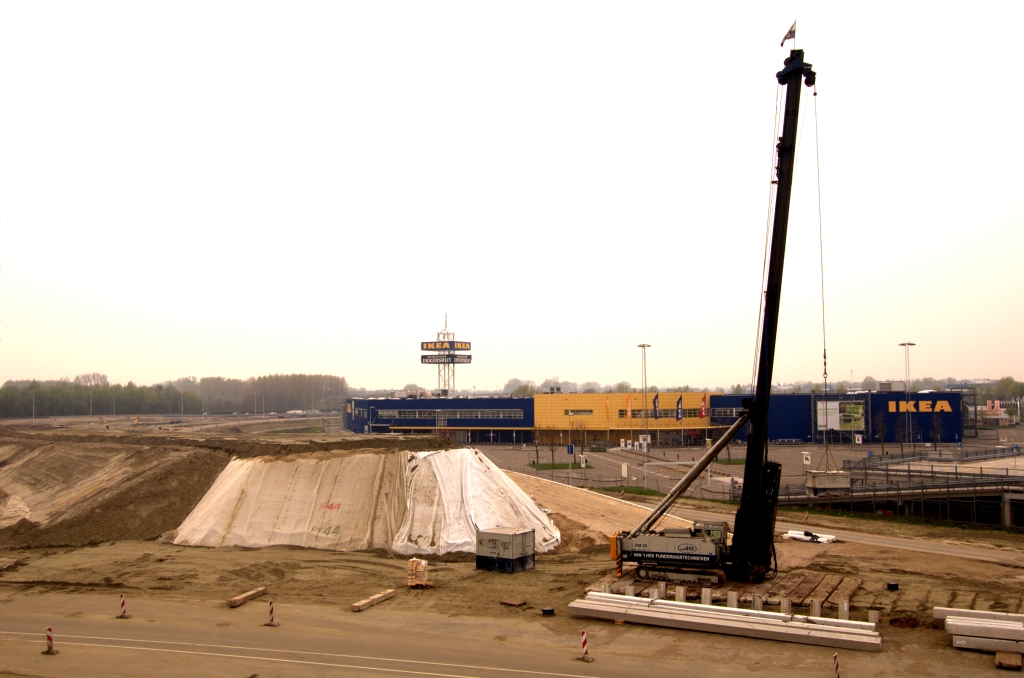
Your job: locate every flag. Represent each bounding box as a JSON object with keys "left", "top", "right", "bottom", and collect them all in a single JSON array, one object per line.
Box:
[
  {"left": 626, "top": 395, "right": 632, "bottom": 419},
  {"left": 605, "top": 396, "right": 610, "bottom": 421},
  {"left": 699, "top": 393, "right": 707, "bottom": 419},
  {"left": 780, "top": 21, "right": 796, "bottom": 47},
  {"left": 675, "top": 396, "right": 683, "bottom": 421},
  {"left": 652, "top": 394, "right": 660, "bottom": 419}
]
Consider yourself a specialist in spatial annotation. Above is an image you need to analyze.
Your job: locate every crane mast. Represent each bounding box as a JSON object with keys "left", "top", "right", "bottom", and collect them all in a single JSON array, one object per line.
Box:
[
  {"left": 612, "top": 49, "right": 817, "bottom": 587},
  {"left": 728, "top": 49, "right": 816, "bottom": 581}
]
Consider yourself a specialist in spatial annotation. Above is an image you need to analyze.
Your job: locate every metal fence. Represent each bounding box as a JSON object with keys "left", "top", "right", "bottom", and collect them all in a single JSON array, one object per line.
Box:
[{"left": 844, "top": 445, "right": 1022, "bottom": 470}]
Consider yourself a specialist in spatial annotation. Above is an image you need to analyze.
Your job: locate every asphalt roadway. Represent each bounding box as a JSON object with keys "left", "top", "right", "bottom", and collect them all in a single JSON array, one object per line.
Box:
[{"left": 0, "top": 592, "right": 881, "bottom": 678}]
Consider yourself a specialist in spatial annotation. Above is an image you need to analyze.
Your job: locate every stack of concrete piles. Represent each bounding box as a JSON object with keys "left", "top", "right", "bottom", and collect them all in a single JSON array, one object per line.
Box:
[
  {"left": 935, "top": 607, "right": 1024, "bottom": 669},
  {"left": 568, "top": 592, "right": 881, "bottom": 651}
]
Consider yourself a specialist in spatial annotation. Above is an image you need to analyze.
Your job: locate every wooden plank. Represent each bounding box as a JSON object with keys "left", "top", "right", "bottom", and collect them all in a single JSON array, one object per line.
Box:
[
  {"left": 227, "top": 587, "right": 267, "bottom": 608},
  {"left": 729, "top": 583, "right": 753, "bottom": 602},
  {"left": 996, "top": 652, "right": 1023, "bottom": 669},
  {"left": 765, "top": 573, "right": 805, "bottom": 600},
  {"left": 786, "top": 574, "right": 825, "bottom": 606},
  {"left": 934, "top": 607, "right": 1024, "bottom": 622},
  {"left": 952, "top": 635, "right": 1024, "bottom": 653},
  {"left": 501, "top": 599, "right": 527, "bottom": 607},
  {"left": 351, "top": 588, "right": 396, "bottom": 612},
  {"left": 739, "top": 580, "right": 775, "bottom": 604},
  {"left": 802, "top": 575, "right": 843, "bottom": 607},
  {"left": 767, "top": 574, "right": 807, "bottom": 606},
  {"left": 710, "top": 583, "right": 737, "bottom": 602},
  {"left": 585, "top": 572, "right": 622, "bottom": 593},
  {"left": 826, "top": 579, "right": 863, "bottom": 609}
]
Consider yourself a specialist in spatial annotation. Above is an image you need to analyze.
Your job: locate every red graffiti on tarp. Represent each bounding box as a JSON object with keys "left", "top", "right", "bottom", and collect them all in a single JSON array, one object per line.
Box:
[{"left": 319, "top": 501, "right": 342, "bottom": 511}]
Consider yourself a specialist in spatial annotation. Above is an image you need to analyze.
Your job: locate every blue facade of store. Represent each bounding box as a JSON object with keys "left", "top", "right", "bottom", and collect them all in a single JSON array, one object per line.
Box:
[
  {"left": 867, "top": 392, "right": 963, "bottom": 444},
  {"left": 709, "top": 392, "right": 964, "bottom": 445},
  {"left": 347, "top": 396, "right": 535, "bottom": 444},
  {"left": 710, "top": 394, "right": 815, "bottom": 443}
]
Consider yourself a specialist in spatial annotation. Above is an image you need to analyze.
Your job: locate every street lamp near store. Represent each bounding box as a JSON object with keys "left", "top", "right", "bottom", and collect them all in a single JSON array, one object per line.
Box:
[
  {"left": 638, "top": 344, "right": 650, "bottom": 462},
  {"left": 898, "top": 342, "right": 916, "bottom": 448}
]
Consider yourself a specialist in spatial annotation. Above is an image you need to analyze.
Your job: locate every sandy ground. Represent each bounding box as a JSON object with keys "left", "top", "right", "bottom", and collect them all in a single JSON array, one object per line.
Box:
[{"left": 2, "top": 420, "right": 1023, "bottom": 675}]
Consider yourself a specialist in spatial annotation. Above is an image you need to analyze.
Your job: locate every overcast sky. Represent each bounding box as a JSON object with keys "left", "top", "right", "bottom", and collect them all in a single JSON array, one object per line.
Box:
[{"left": 1, "top": 2, "right": 1021, "bottom": 391}]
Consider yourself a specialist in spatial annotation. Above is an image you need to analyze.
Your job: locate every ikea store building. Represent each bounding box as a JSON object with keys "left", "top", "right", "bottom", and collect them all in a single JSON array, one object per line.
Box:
[{"left": 347, "top": 390, "right": 965, "bottom": 447}]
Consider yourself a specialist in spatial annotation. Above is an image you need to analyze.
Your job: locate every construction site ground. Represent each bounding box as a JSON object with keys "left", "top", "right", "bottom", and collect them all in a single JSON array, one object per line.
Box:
[{"left": 1, "top": 418, "right": 1022, "bottom": 676}]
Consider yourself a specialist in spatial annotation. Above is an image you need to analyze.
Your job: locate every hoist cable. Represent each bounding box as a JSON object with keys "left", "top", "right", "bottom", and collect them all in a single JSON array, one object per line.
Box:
[
  {"left": 751, "top": 85, "right": 784, "bottom": 395},
  {"left": 812, "top": 83, "right": 837, "bottom": 471}
]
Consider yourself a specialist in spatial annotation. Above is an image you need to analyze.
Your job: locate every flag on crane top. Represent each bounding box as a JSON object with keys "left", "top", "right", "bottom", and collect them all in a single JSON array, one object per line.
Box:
[
  {"left": 626, "top": 395, "right": 632, "bottom": 419},
  {"left": 652, "top": 393, "right": 660, "bottom": 419},
  {"left": 699, "top": 393, "right": 707, "bottom": 419},
  {"left": 675, "top": 396, "right": 683, "bottom": 421},
  {"left": 780, "top": 21, "right": 796, "bottom": 47}
]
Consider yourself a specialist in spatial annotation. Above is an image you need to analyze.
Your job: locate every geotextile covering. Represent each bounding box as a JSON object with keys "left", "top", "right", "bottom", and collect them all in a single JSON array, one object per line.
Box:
[{"left": 173, "top": 447, "right": 560, "bottom": 554}]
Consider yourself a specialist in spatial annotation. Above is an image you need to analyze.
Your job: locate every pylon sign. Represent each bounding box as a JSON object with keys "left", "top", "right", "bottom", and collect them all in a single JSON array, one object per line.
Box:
[
  {"left": 421, "top": 341, "right": 471, "bottom": 351},
  {"left": 421, "top": 355, "right": 472, "bottom": 364}
]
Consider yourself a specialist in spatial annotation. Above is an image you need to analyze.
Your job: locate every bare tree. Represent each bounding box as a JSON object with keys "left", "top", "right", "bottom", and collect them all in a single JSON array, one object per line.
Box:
[
  {"left": 873, "top": 410, "right": 888, "bottom": 455},
  {"left": 894, "top": 417, "right": 906, "bottom": 455},
  {"left": 74, "top": 373, "right": 108, "bottom": 387}
]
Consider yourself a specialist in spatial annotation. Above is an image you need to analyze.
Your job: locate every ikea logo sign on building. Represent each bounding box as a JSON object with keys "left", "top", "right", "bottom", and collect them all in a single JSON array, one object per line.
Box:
[
  {"left": 887, "top": 400, "right": 953, "bottom": 413},
  {"left": 421, "top": 341, "right": 471, "bottom": 351}
]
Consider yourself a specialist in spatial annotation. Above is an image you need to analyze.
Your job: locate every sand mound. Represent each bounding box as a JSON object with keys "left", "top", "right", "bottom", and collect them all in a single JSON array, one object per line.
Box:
[
  {"left": 0, "top": 441, "right": 228, "bottom": 548},
  {"left": 506, "top": 472, "right": 693, "bottom": 546},
  {"left": 173, "top": 447, "right": 560, "bottom": 555}
]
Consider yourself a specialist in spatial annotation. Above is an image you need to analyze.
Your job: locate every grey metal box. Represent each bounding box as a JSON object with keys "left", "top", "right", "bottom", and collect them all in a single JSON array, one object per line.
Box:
[{"left": 475, "top": 527, "right": 535, "bottom": 573}]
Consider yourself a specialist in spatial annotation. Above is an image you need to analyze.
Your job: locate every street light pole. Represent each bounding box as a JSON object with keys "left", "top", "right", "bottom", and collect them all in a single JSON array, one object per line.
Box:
[
  {"left": 899, "top": 342, "right": 916, "bottom": 450},
  {"left": 638, "top": 344, "right": 650, "bottom": 463}
]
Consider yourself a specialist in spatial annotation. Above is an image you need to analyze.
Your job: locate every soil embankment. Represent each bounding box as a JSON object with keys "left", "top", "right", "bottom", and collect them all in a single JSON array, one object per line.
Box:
[{"left": 0, "top": 424, "right": 450, "bottom": 549}]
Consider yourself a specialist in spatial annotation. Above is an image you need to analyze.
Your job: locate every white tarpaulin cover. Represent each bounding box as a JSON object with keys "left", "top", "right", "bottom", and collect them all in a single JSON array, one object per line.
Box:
[
  {"left": 783, "top": 529, "right": 837, "bottom": 543},
  {"left": 173, "top": 448, "right": 560, "bottom": 554}
]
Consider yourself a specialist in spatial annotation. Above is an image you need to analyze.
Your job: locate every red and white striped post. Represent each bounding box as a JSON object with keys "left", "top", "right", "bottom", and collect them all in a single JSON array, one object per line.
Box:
[
  {"left": 576, "top": 630, "right": 594, "bottom": 662},
  {"left": 42, "top": 627, "right": 59, "bottom": 655},
  {"left": 833, "top": 652, "right": 840, "bottom": 678},
  {"left": 117, "top": 593, "right": 132, "bottom": 619},
  {"left": 264, "top": 600, "right": 280, "bottom": 627}
]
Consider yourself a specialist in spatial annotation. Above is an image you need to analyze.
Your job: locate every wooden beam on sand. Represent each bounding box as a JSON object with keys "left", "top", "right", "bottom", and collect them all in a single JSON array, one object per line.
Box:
[
  {"left": 802, "top": 575, "right": 843, "bottom": 607},
  {"left": 352, "top": 589, "right": 396, "bottom": 612},
  {"left": 826, "top": 578, "right": 863, "bottom": 609},
  {"left": 227, "top": 587, "right": 267, "bottom": 608}
]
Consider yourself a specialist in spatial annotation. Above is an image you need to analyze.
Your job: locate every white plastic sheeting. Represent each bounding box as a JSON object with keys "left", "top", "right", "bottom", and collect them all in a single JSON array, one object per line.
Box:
[
  {"left": 783, "top": 530, "right": 837, "bottom": 543},
  {"left": 173, "top": 448, "right": 560, "bottom": 554}
]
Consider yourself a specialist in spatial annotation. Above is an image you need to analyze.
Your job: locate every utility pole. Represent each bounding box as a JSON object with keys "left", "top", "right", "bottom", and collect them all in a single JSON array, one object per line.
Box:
[
  {"left": 638, "top": 344, "right": 650, "bottom": 462},
  {"left": 730, "top": 49, "right": 815, "bottom": 582},
  {"left": 899, "top": 342, "right": 916, "bottom": 450}
]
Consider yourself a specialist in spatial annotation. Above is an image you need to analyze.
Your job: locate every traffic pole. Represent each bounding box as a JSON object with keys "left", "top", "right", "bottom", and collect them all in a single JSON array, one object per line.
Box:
[
  {"left": 833, "top": 652, "right": 840, "bottom": 678},
  {"left": 264, "top": 600, "right": 280, "bottom": 627},
  {"left": 42, "top": 627, "right": 59, "bottom": 655},
  {"left": 117, "top": 594, "right": 132, "bottom": 619},
  {"left": 576, "top": 630, "right": 594, "bottom": 662}
]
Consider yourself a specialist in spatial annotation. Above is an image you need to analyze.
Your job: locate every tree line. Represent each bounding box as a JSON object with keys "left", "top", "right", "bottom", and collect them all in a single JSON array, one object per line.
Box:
[{"left": 0, "top": 374, "right": 348, "bottom": 419}]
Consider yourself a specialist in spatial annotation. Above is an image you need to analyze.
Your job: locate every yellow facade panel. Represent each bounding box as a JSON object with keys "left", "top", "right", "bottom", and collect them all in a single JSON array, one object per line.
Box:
[{"left": 532, "top": 392, "right": 723, "bottom": 433}]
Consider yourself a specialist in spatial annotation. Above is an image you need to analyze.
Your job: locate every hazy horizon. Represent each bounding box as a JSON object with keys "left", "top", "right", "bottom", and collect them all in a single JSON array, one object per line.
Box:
[{"left": 2, "top": 3, "right": 1021, "bottom": 390}]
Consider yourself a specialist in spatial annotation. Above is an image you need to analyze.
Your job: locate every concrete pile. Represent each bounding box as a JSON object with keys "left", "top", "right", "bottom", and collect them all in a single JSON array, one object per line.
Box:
[
  {"left": 936, "top": 607, "right": 1024, "bottom": 667},
  {"left": 173, "top": 447, "right": 560, "bottom": 555},
  {"left": 568, "top": 591, "right": 882, "bottom": 651}
]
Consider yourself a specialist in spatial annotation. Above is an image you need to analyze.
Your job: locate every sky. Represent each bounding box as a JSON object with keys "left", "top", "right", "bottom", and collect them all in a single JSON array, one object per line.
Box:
[{"left": 1, "top": 2, "right": 1021, "bottom": 391}]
